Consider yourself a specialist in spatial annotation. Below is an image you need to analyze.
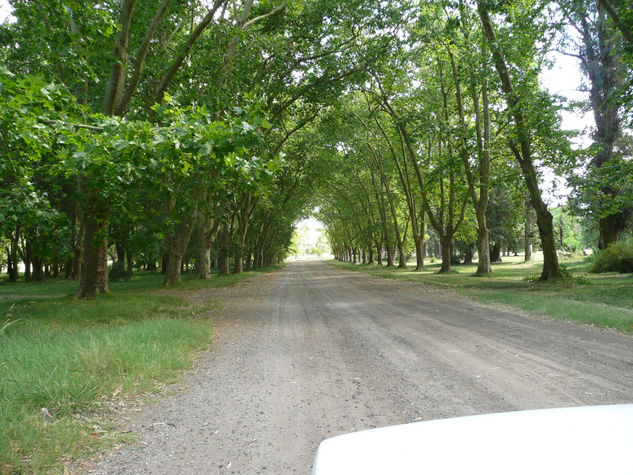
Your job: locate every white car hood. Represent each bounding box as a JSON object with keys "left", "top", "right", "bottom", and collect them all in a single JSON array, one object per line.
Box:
[{"left": 312, "top": 404, "right": 633, "bottom": 475}]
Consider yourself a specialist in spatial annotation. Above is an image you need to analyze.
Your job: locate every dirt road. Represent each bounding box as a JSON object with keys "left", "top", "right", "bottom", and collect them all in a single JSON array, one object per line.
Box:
[{"left": 88, "top": 261, "right": 633, "bottom": 474}]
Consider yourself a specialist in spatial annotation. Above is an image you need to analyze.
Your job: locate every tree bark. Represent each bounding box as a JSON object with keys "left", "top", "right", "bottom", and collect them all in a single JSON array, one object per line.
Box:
[
  {"left": 164, "top": 205, "right": 198, "bottom": 285},
  {"left": 386, "top": 245, "right": 394, "bottom": 267},
  {"left": 217, "top": 218, "right": 235, "bottom": 276},
  {"left": 126, "top": 248, "right": 133, "bottom": 274},
  {"left": 195, "top": 212, "right": 220, "bottom": 279},
  {"left": 233, "top": 193, "right": 253, "bottom": 274},
  {"left": 440, "top": 235, "right": 452, "bottom": 273},
  {"left": 77, "top": 213, "right": 109, "bottom": 298},
  {"left": 490, "top": 242, "right": 502, "bottom": 262},
  {"left": 476, "top": 224, "right": 491, "bottom": 274},
  {"left": 524, "top": 193, "right": 533, "bottom": 262},
  {"left": 32, "top": 255, "right": 45, "bottom": 282},
  {"left": 376, "top": 242, "right": 383, "bottom": 265}
]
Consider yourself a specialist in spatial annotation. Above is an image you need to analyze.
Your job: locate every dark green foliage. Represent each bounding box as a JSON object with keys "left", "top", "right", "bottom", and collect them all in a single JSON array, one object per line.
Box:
[
  {"left": 108, "top": 261, "right": 132, "bottom": 282},
  {"left": 591, "top": 240, "right": 633, "bottom": 273}
]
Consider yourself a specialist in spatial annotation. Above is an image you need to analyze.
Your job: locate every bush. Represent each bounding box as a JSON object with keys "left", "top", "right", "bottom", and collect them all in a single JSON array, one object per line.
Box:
[
  {"left": 109, "top": 261, "right": 132, "bottom": 282},
  {"left": 591, "top": 240, "right": 633, "bottom": 273}
]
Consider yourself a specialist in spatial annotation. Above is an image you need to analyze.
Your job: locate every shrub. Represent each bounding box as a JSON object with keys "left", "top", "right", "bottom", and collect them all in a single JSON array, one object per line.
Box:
[
  {"left": 109, "top": 261, "right": 132, "bottom": 282},
  {"left": 591, "top": 240, "right": 633, "bottom": 274}
]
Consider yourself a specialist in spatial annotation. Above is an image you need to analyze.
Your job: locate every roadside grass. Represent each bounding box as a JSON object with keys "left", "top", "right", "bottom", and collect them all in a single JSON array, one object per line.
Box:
[
  {"left": 328, "top": 256, "right": 633, "bottom": 333},
  {"left": 0, "top": 265, "right": 282, "bottom": 474}
]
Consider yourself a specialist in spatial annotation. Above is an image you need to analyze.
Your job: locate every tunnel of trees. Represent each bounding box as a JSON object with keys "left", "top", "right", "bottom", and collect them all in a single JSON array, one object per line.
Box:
[{"left": 1, "top": 0, "right": 632, "bottom": 297}]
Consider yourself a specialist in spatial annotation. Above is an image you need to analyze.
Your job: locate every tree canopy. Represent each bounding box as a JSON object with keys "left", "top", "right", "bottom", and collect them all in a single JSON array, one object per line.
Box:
[{"left": 1, "top": 0, "right": 631, "bottom": 294}]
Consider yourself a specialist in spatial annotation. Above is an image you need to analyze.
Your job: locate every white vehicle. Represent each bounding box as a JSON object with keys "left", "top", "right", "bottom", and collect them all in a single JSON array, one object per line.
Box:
[{"left": 312, "top": 404, "right": 633, "bottom": 475}]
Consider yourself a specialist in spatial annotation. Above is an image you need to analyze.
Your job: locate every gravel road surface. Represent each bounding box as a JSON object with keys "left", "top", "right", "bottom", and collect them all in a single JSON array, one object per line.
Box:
[{"left": 87, "top": 260, "right": 633, "bottom": 474}]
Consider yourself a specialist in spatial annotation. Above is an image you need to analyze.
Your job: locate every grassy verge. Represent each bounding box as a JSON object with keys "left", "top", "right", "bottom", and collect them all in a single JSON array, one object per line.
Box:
[
  {"left": 0, "top": 265, "right": 283, "bottom": 473},
  {"left": 328, "top": 257, "right": 633, "bottom": 333}
]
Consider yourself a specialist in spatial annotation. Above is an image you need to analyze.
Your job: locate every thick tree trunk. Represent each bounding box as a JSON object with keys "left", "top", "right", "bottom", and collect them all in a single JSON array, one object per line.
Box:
[
  {"left": 414, "top": 236, "right": 424, "bottom": 271},
  {"left": 77, "top": 214, "right": 109, "bottom": 298},
  {"left": 116, "top": 243, "right": 125, "bottom": 264},
  {"left": 217, "top": 217, "right": 235, "bottom": 276},
  {"left": 195, "top": 213, "right": 220, "bottom": 279},
  {"left": 32, "top": 256, "right": 45, "bottom": 282},
  {"left": 386, "top": 245, "right": 394, "bottom": 267},
  {"left": 233, "top": 193, "right": 253, "bottom": 275},
  {"left": 164, "top": 207, "right": 198, "bottom": 285},
  {"left": 533, "top": 202, "right": 560, "bottom": 279},
  {"left": 219, "top": 251, "right": 230, "bottom": 276},
  {"left": 397, "top": 242, "right": 407, "bottom": 268},
  {"left": 234, "top": 253, "right": 243, "bottom": 273},
  {"left": 439, "top": 235, "right": 452, "bottom": 273},
  {"left": 476, "top": 225, "right": 491, "bottom": 275},
  {"left": 599, "top": 214, "right": 626, "bottom": 249},
  {"left": 464, "top": 246, "right": 474, "bottom": 265},
  {"left": 244, "top": 252, "right": 252, "bottom": 270},
  {"left": 23, "top": 241, "right": 32, "bottom": 282},
  {"left": 376, "top": 243, "right": 383, "bottom": 265},
  {"left": 198, "top": 247, "right": 211, "bottom": 279},
  {"left": 490, "top": 242, "right": 502, "bottom": 262}
]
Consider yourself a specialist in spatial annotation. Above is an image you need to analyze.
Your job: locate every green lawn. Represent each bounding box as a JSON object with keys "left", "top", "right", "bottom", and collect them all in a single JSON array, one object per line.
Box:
[
  {"left": 0, "top": 265, "right": 283, "bottom": 474},
  {"left": 328, "top": 256, "right": 633, "bottom": 333}
]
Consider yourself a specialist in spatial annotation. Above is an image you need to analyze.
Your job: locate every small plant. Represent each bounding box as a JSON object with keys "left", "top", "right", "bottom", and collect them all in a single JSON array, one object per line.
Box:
[
  {"left": 0, "top": 304, "right": 22, "bottom": 336},
  {"left": 591, "top": 240, "right": 633, "bottom": 274}
]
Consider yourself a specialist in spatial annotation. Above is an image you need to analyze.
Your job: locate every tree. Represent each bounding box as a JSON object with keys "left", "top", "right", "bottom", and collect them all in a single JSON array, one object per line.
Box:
[
  {"left": 561, "top": 0, "right": 633, "bottom": 248},
  {"left": 477, "top": 0, "right": 562, "bottom": 280}
]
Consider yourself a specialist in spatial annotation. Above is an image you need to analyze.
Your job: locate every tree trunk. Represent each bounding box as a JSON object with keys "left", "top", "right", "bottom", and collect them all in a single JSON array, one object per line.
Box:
[
  {"left": 23, "top": 240, "right": 32, "bottom": 282},
  {"left": 77, "top": 214, "right": 109, "bottom": 298},
  {"left": 376, "top": 242, "right": 383, "bottom": 265},
  {"left": 32, "top": 256, "right": 45, "bottom": 282},
  {"left": 198, "top": 247, "right": 211, "bottom": 279},
  {"left": 164, "top": 208, "right": 198, "bottom": 285},
  {"left": 476, "top": 225, "right": 491, "bottom": 275},
  {"left": 524, "top": 193, "right": 533, "bottom": 262},
  {"left": 534, "top": 202, "right": 560, "bottom": 278},
  {"left": 439, "top": 235, "right": 452, "bottom": 273},
  {"left": 245, "top": 252, "right": 253, "bottom": 270},
  {"left": 397, "top": 242, "right": 407, "bottom": 268},
  {"left": 386, "top": 245, "right": 394, "bottom": 267},
  {"left": 7, "top": 242, "right": 18, "bottom": 282},
  {"left": 490, "top": 242, "right": 502, "bottom": 262},
  {"left": 195, "top": 213, "right": 220, "bottom": 279},
  {"left": 234, "top": 253, "right": 243, "bottom": 273},
  {"left": 126, "top": 249, "right": 133, "bottom": 274},
  {"left": 414, "top": 236, "right": 424, "bottom": 271},
  {"left": 116, "top": 243, "right": 125, "bottom": 264},
  {"left": 219, "top": 251, "right": 230, "bottom": 275},
  {"left": 464, "top": 246, "right": 474, "bottom": 265},
  {"left": 599, "top": 214, "right": 626, "bottom": 249},
  {"left": 233, "top": 193, "right": 253, "bottom": 275}
]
